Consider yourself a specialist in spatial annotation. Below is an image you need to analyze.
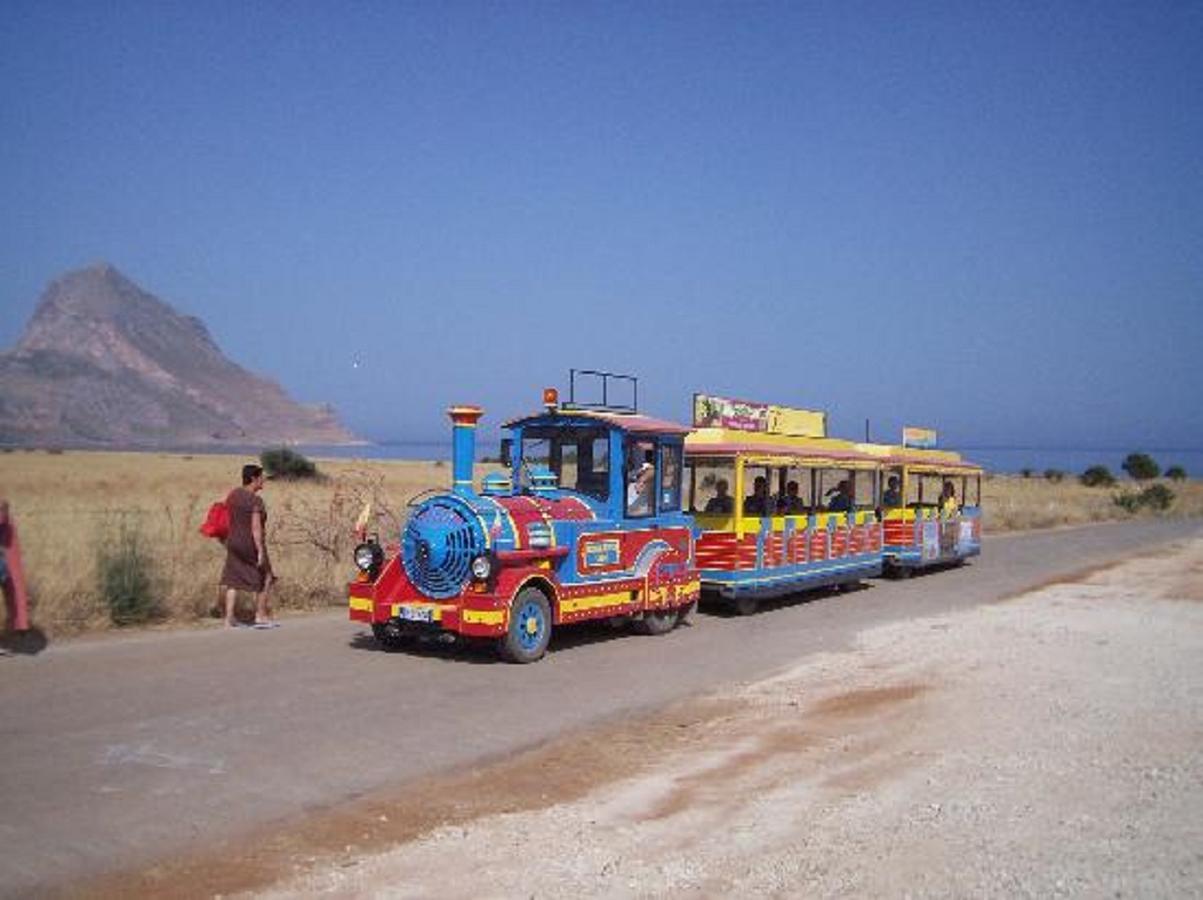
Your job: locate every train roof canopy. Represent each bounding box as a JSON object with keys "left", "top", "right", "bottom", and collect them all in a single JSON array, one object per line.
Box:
[
  {"left": 504, "top": 408, "right": 693, "bottom": 436},
  {"left": 686, "top": 427, "right": 982, "bottom": 473}
]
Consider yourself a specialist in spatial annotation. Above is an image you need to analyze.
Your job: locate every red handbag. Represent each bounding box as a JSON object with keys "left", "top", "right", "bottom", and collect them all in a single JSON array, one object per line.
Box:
[{"left": 199, "top": 501, "right": 230, "bottom": 540}]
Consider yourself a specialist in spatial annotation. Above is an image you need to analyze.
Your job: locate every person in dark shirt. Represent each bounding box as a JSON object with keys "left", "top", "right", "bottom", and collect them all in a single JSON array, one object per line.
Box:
[
  {"left": 704, "top": 478, "right": 734, "bottom": 513},
  {"left": 825, "top": 479, "right": 853, "bottom": 513},
  {"left": 744, "top": 476, "right": 769, "bottom": 515}
]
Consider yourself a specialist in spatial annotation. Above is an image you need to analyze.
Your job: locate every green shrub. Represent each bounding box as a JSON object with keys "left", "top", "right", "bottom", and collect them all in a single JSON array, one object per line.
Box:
[
  {"left": 98, "top": 519, "right": 163, "bottom": 626},
  {"left": 1111, "top": 484, "right": 1175, "bottom": 514},
  {"left": 1080, "top": 465, "right": 1116, "bottom": 487},
  {"left": 1112, "top": 491, "right": 1142, "bottom": 513},
  {"left": 1139, "top": 484, "right": 1174, "bottom": 511},
  {"left": 261, "top": 446, "right": 318, "bottom": 480},
  {"left": 1165, "top": 465, "right": 1187, "bottom": 482},
  {"left": 1121, "top": 452, "right": 1160, "bottom": 481},
  {"left": 1020, "top": 467, "right": 1034, "bottom": 479},
  {"left": 1043, "top": 469, "right": 1065, "bottom": 483}
]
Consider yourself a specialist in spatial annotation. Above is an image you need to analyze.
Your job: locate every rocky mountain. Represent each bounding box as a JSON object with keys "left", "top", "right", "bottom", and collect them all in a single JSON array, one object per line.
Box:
[{"left": 0, "top": 264, "right": 358, "bottom": 447}]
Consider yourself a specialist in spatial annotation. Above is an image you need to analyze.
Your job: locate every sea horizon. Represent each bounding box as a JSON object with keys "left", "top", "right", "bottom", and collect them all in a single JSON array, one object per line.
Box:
[{"left": 294, "top": 441, "right": 1201, "bottom": 479}]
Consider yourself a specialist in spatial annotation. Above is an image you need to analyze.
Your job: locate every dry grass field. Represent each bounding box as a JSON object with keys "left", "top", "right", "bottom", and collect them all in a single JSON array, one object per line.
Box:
[{"left": 1, "top": 450, "right": 1199, "bottom": 635}]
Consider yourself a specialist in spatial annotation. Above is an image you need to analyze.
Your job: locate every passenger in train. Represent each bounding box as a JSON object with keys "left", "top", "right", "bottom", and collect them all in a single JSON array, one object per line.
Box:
[
  {"left": 825, "top": 479, "right": 853, "bottom": 512},
  {"left": 627, "top": 455, "right": 655, "bottom": 515},
  {"left": 704, "top": 478, "right": 734, "bottom": 513},
  {"left": 744, "top": 476, "right": 770, "bottom": 515},
  {"left": 940, "top": 480, "right": 958, "bottom": 514},
  {"left": 777, "top": 480, "right": 806, "bottom": 514},
  {"left": 882, "top": 475, "right": 903, "bottom": 507}
]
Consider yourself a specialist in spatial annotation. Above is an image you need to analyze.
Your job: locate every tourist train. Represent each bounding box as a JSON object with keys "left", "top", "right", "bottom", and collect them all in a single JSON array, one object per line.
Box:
[{"left": 348, "top": 372, "right": 982, "bottom": 662}]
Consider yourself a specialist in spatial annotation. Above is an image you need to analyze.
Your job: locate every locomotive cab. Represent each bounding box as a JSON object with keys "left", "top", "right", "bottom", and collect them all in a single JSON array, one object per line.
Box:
[{"left": 349, "top": 374, "right": 700, "bottom": 663}]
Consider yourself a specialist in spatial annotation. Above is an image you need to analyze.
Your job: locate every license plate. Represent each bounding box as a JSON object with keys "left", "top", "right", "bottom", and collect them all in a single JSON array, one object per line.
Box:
[{"left": 399, "top": 606, "right": 433, "bottom": 622}]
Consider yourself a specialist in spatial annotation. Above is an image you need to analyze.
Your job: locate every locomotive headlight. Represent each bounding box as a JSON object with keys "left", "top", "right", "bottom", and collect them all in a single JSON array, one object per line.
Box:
[
  {"left": 470, "top": 554, "right": 492, "bottom": 582},
  {"left": 354, "top": 541, "right": 383, "bottom": 573}
]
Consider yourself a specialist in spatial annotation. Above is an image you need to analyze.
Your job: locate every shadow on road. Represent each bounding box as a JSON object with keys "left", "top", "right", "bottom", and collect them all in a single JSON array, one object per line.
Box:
[
  {"left": 0, "top": 627, "right": 48, "bottom": 657},
  {"left": 701, "top": 580, "right": 876, "bottom": 618}
]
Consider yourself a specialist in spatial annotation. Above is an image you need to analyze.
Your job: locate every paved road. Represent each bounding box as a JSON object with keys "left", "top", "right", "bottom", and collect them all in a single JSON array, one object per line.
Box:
[{"left": 1, "top": 519, "right": 1198, "bottom": 895}]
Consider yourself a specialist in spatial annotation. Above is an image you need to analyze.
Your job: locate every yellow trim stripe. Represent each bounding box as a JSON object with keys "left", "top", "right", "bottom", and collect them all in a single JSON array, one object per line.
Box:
[
  {"left": 462, "top": 608, "right": 505, "bottom": 626},
  {"left": 560, "top": 591, "right": 634, "bottom": 614},
  {"left": 349, "top": 597, "right": 373, "bottom": 613}
]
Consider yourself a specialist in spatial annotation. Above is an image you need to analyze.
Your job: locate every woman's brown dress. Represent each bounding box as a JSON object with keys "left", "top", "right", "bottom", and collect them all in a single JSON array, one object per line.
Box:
[{"left": 220, "top": 487, "right": 273, "bottom": 592}]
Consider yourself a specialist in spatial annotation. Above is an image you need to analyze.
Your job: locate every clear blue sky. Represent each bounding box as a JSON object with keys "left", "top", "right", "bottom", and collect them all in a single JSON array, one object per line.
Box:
[{"left": 2, "top": 2, "right": 1201, "bottom": 448}]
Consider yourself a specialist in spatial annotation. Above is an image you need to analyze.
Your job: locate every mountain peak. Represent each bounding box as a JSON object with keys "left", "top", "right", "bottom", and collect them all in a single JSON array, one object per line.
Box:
[{"left": 0, "top": 265, "right": 357, "bottom": 447}]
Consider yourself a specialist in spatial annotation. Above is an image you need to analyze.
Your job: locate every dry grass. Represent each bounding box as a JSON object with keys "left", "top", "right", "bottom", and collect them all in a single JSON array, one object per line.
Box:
[
  {"left": 0, "top": 449, "right": 501, "bottom": 635},
  {"left": 982, "top": 472, "right": 1203, "bottom": 531},
  {"left": 1, "top": 449, "right": 1199, "bottom": 635}
]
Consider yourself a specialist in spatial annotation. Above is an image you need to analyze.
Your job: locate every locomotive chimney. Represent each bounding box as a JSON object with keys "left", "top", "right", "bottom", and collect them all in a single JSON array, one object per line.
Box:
[{"left": 447, "top": 405, "right": 484, "bottom": 496}]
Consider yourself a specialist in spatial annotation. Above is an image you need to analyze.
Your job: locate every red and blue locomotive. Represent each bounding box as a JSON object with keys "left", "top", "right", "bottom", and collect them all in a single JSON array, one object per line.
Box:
[{"left": 348, "top": 375, "right": 700, "bottom": 662}]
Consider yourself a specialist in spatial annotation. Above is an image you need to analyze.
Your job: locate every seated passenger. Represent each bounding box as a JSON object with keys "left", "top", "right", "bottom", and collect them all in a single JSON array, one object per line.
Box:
[
  {"left": 777, "top": 480, "right": 806, "bottom": 514},
  {"left": 627, "top": 461, "right": 654, "bottom": 515},
  {"left": 704, "top": 478, "right": 734, "bottom": 513},
  {"left": 882, "top": 475, "right": 902, "bottom": 507},
  {"left": 743, "top": 476, "right": 770, "bottom": 516},
  {"left": 825, "top": 479, "right": 853, "bottom": 513},
  {"left": 940, "top": 480, "right": 958, "bottom": 515}
]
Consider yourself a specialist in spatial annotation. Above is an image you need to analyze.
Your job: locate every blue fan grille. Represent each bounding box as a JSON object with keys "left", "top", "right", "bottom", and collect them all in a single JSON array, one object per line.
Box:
[{"left": 402, "top": 497, "right": 486, "bottom": 599}]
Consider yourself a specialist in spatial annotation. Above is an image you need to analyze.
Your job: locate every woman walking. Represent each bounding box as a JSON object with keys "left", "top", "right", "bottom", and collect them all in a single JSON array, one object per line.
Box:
[{"left": 221, "top": 464, "right": 276, "bottom": 628}]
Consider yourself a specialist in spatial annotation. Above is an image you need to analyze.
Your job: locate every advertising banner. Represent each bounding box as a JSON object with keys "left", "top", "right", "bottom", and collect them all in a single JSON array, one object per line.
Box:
[
  {"left": 694, "top": 394, "right": 826, "bottom": 438},
  {"left": 903, "top": 426, "right": 937, "bottom": 449}
]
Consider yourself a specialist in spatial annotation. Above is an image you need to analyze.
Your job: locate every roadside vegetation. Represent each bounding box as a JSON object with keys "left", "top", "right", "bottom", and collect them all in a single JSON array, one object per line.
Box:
[
  {"left": 3, "top": 449, "right": 1199, "bottom": 635},
  {"left": 989, "top": 452, "right": 1198, "bottom": 531}
]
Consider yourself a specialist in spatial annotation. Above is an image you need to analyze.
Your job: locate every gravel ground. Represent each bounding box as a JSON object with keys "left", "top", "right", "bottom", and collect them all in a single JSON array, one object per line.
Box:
[{"left": 256, "top": 538, "right": 1203, "bottom": 898}]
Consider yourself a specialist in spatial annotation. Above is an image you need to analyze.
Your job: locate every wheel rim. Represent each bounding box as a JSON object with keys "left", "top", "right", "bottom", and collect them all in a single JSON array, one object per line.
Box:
[{"left": 516, "top": 599, "right": 546, "bottom": 651}]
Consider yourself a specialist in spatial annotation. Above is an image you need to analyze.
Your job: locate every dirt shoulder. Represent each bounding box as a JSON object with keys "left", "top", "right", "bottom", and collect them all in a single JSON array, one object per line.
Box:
[{"left": 246, "top": 538, "right": 1203, "bottom": 898}]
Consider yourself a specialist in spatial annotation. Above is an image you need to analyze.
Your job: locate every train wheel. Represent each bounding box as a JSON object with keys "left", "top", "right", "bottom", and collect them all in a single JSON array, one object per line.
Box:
[
  {"left": 733, "top": 596, "right": 759, "bottom": 616},
  {"left": 499, "top": 587, "right": 552, "bottom": 663},
  {"left": 633, "top": 606, "right": 678, "bottom": 635},
  {"left": 676, "top": 600, "right": 697, "bottom": 626}
]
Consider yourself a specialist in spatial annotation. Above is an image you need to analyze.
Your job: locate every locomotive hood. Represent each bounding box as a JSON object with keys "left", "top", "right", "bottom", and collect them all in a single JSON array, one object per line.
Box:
[{"left": 401, "top": 490, "right": 596, "bottom": 599}]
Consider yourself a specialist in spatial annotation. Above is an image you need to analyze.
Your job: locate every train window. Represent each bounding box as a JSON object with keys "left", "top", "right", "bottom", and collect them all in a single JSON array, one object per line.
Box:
[
  {"left": 625, "top": 439, "right": 656, "bottom": 518},
  {"left": 817, "top": 468, "right": 856, "bottom": 512},
  {"left": 556, "top": 436, "right": 610, "bottom": 501},
  {"left": 853, "top": 470, "right": 877, "bottom": 508},
  {"left": 520, "top": 437, "right": 552, "bottom": 490},
  {"left": 743, "top": 465, "right": 772, "bottom": 517},
  {"left": 686, "top": 460, "right": 736, "bottom": 514},
  {"left": 520, "top": 428, "right": 610, "bottom": 499},
  {"left": 967, "top": 474, "right": 981, "bottom": 507},
  {"left": 777, "top": 466, "right": 813, "bottom": 514},
  {"left": 883, "top": 467, "right": 904, "bottom": 507},
  {"left": 659, "top": 444, "right": 681, "bottom": 513}
]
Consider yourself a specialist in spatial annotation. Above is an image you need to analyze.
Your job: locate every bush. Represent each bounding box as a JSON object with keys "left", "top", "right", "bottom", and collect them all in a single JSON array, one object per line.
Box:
[
  {"left": 261, "top": 447, "right": 318, "bottom": 480},
  {"left": 1165, "top": 465, "right": 1187, "bottom": 482},
  {"left": 1140, "top": 484, "right": 1175, "bottom": 511},
  {"left": 1020, "top": 468, "right": 1034, "bottom": 479},
  {"left": 1121, "top": 452, "right": 1160, "bottom": 481},
  {"left": 97, "top": 519, "right": 163, "bottom": 626},
  {"left": 1043, "top": 469, "right": 1065, "bottom": 483},
  {"left": 1112, "top": 491, "right": 1142, "bottom": 513},
  {"left": 1080, "top": 465, "right": 1116, "bottom": 487},
  {"left": 1111, "top": 484, "right": 1175, "bottom": 514}
]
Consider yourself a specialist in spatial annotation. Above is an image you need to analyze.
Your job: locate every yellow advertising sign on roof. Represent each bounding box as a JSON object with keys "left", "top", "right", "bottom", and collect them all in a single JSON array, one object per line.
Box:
[
  {"left": 693, "top": 393, "right": 826, "bottom": 438},
  {"left": 902, "top": 426, "right": 937, "bottom": 449}
]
